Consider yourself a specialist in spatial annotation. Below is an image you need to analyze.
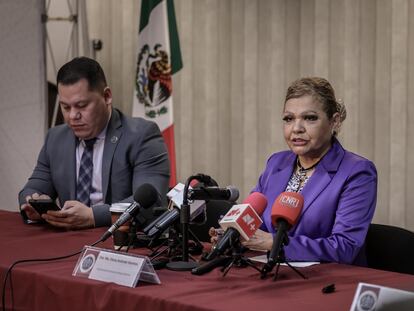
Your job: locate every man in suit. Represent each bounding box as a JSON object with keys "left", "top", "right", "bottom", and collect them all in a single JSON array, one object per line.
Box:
[{"left": 19, "top": 57, "right": 170, "bottom": 229}]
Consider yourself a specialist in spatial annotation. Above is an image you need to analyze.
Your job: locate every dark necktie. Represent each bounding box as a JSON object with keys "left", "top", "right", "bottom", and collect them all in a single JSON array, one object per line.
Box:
[{"left": 76, "top": 138, "right": 97, "bottom": 206}]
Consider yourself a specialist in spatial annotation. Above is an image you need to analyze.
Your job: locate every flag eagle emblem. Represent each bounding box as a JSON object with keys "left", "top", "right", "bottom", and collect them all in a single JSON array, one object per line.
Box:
[{"left": 135, "top": 43, "right": 172, "bottom": 119}]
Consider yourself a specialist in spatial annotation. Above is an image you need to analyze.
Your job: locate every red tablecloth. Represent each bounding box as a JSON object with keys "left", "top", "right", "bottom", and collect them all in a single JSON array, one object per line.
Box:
[{"left": 1, "top": 210, "right": 413, "bottom": 311}]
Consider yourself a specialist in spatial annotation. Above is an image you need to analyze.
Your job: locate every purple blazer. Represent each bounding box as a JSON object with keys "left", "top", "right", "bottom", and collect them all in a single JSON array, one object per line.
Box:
[{"left": 253, "top": 138, "right": 377, "bottom": 264}]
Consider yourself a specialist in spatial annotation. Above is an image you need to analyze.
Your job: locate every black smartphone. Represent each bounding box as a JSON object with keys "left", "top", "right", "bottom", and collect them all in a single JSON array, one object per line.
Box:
[{"left": 28, "top": 199, "right": 61, "bottom": 215}]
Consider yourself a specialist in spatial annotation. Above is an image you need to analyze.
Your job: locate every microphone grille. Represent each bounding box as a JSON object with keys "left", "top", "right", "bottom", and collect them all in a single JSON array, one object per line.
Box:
[
  {"left": 133, "top": 183, "right": 159, "bottom": 209},
  {"left": 271, "top": 192, "right": 304, "bottom": 227},
  {"left": 243, "top": 192, "right": 267, "bottom": 216}
]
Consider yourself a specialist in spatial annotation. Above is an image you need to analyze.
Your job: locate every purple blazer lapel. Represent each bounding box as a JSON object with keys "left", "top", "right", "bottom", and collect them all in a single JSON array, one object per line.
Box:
[
  {"left": 262, "top": 154, "right": 296, "bottom": 231},
  {"left": 295, "top": 139, "right": 345, "bottom": 226},
  {"left": 299, "top": 168, "right": 332, "bottom": 217},
  {"left": 269, "top": 165, "right": 294, "bottom": 197}
]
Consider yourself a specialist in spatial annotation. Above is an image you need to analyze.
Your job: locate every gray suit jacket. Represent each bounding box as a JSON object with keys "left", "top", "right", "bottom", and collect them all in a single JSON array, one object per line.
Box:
[{"left": 19, "top": 108, "right": 170, "bottom": 227}]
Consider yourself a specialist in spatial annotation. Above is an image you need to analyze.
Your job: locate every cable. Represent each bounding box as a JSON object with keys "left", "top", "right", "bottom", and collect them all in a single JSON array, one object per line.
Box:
[{"left": 1, "top": 239, "right": 102, "bottom": 311}]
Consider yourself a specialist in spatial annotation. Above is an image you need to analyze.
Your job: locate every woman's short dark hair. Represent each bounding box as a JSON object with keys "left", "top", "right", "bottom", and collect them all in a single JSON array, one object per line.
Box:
[{"left": 285, "top": 77, "right": 346, "bottom": 121}]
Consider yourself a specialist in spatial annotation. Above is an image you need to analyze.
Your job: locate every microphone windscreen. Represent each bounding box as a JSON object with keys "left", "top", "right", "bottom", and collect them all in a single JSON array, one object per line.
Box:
[
  {"left": 271, "top": 192, "right": 304, "bottom": 227},
  {"left": 194, "top": 174, "right": 219, "bottom": 187},
  {"left": 133, "top": 183, "right": 159, "bottom": 208},
  {"left": 189, "top": 179, "right": 200, "bottom": 188},
  {"left": 227, "top": 186, "right": 240, "bottom": 202},
  {"left": 243, "top": 192, "right": 267, "bottom": 216}
]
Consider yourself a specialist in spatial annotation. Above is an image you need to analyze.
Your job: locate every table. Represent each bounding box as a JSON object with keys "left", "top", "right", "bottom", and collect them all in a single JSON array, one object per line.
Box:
[{"left": 1, "top": 210, "right": 414, "bottom": 311}]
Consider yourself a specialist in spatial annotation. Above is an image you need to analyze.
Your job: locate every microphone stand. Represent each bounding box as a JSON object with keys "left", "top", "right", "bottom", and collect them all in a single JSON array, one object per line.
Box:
[
  {"left": 149, "top": 226, "right": 179, "bottom": 259},
  {"left": 221, "top": 238, "right": 261, "bottom": 277},
  {"left": 115, "top": 219, "right": 138, "bottom": 252},
  {"left": 148, "top": 226, "right": 182, "bottom": 269},
  {"left": 126, "top": 219, "right": 138, "bottom": 252},
  {"left": 166, "top": 175, "right": 200, "bottom": 271},
  {"left": 187, "top": 228, "right": 204, "bottom": 255},
  {"left": 149, "top": 225, "right": 203, "bottom": 260},
  {"left": 260, "top": 234, "right": 307, "bottom": 281}
]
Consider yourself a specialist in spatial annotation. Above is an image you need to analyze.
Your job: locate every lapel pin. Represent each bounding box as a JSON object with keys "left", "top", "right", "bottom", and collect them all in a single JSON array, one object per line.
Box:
[{"left": 111, "top": 136, "right": 118, "bottom": 143}]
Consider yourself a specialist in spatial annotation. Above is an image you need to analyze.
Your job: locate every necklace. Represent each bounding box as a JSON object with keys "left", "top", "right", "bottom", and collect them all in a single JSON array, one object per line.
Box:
[
  {"left": 285, "top": 157, "right": 321, "bottom": 193},
  {"left": 296, "top": 157, "right": 321, "bottom": 173}
]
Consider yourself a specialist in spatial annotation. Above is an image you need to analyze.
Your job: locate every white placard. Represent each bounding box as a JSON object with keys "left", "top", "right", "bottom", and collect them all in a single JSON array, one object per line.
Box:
[
  {"left": 73, "top": 246, "right": 160, "bottom": 287},
  {"left": 349, "top": 282, "right": 414, "bottom": 311},
  {"left": 249, "top": 254, "right": 319, "bottom": 267}
]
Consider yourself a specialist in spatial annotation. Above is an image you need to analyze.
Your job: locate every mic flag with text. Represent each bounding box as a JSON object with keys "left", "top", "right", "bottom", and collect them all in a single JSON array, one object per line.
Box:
[
  {"left": 133, "top": 0, "right": 183, "bottom": 187},
  {"left": 143, "top": 182, "right": 206, "bottom": 239},
  {"left": 206, "top": 192, "right": 267, "bottom": 260}
]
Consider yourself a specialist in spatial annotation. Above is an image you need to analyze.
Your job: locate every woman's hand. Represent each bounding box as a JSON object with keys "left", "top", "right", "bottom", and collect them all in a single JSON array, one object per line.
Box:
[
  {"left": 208, "top": 227, "right": 224, "bottom": 246},
  {"left": 242, "top": 229, "right": 273, "bottom": 251}
]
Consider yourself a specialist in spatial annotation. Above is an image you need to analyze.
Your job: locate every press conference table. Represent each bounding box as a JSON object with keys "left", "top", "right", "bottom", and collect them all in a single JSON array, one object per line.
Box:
[{"left": 1, "top": 210, "right": 414, "bottom": 311}]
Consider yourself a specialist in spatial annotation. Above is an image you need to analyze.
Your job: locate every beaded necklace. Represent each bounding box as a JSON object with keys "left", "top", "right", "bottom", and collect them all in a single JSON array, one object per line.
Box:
[{"left": 285, "top": 157, "right": 321, "bottom": 193}]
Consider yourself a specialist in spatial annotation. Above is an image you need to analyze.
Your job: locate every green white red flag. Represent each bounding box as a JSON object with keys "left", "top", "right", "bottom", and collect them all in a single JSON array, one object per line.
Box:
[{"left": 133, "top": 0, "right": 182, "bottom": 187}]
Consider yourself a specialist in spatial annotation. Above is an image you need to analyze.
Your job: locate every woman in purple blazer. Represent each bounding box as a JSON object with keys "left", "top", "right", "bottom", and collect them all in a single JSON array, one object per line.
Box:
[{"left": 244, "top": 77, "right": 377, "bottom": 265}]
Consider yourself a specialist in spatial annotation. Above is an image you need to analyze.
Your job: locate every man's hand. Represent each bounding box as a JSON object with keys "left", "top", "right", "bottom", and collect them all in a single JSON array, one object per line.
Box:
[
  {"left": 21, "top": 193, "right": 52, "bottom": 221},
  {"left": 42, "top": 200, "right": 95, "bottom": 230}
]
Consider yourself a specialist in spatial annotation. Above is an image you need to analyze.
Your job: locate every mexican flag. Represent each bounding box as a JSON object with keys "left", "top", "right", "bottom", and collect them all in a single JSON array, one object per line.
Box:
[{"left": 133, "top": 0, "right": 182, "bottom": 187}]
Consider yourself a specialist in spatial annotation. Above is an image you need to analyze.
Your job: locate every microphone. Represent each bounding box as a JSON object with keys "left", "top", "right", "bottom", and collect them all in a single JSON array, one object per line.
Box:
[
  {"left": 192, "top": 173, "right": 219, "bottom": 187},
  {"left": 191, "top": 256, "right": 232, "bottom": 275},
  {"left": 206, "top": 192, "right": 267, "bottom": 260},
  {"left": 261, "top": 192, "right": 304, "bottom": 276},
  {"left": 143, "top": 183, "right": 206, "bottom": 239},
  {"left": 144, "top": 209, "right": 181, "bottom": 239},
  {"left": 100, "top": 183, "right": 159, "bottom": 242},
  {"left": 188, "top": 186, "right": 239, "bottom": 202}
]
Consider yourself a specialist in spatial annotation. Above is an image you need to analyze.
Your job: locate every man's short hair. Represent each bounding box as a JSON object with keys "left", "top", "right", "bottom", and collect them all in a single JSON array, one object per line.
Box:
[{"left": 56, "top": 57, "right": 107, "bottom": 92}]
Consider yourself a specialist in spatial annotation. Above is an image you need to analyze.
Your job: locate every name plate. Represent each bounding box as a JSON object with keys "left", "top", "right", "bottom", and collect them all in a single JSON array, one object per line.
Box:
[
  {"left": 72, "top": 246, "right": 160, "bottom": 287},
  {"left": 350, "top": 282, "right": 414, "bottom": 311}
]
